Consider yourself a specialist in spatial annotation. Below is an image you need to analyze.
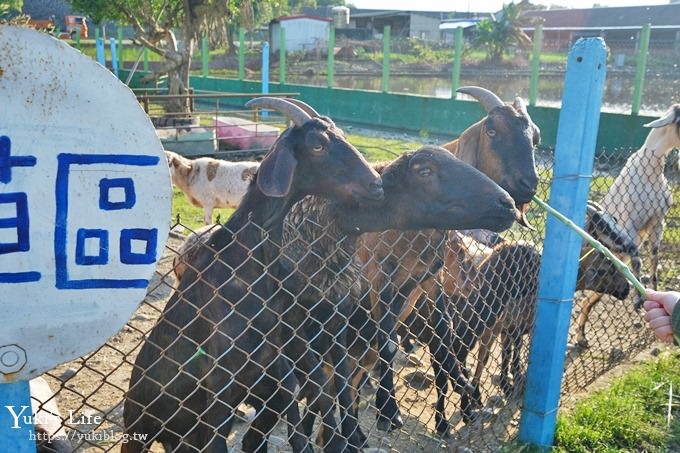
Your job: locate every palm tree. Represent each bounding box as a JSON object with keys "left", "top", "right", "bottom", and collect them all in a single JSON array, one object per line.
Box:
[{"left": 474, "top": 2, "right": 538, "bottom": 64}]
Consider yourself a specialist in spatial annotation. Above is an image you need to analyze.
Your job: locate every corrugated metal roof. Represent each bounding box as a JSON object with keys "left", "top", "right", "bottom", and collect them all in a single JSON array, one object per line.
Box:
[
  {"left": 271, "top": 15, "right": 332, "bottom": 24},
  {"left": 524, "top": 4, "right": 680, "bottom": 29},
  {"left": 440, "top": 21, "right": 479, "bottom": 30}
]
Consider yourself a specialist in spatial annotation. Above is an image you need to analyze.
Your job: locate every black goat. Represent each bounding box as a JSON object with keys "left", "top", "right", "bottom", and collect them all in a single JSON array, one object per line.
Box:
[
  {"left": 122, "top": 97, "right": 383, "bottom": 453},
  {"left": 240, "top": 145, "right": 519, "bottom": 451},
  {"left": 356, "top": 86, "right": 540, "bottom": 434}
]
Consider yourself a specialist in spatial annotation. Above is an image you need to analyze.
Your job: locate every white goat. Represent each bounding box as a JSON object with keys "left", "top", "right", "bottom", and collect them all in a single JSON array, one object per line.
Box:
[
  {"left": 165, "top": 151, "right": 259, "bottom": 224},
  {"left": 575, "top": 105, "right": 680, "bottom": 347},
  {"left": 30, "top": 377, "right": 72, "bottom": 452}
]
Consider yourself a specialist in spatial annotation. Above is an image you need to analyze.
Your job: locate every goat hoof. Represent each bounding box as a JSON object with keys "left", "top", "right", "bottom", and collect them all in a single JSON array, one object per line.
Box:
[
  {"left": 402, "top": 339, "right": 416, "bottom": 353},
  {"left": 376, "top": 415, "right": 403, "bottom": 432},
  {"left": 463, "top": 407, "right": 495, "bottom": 425},
  {"left": 575, "top": 338, "right": 590, "bottom": 350},
  {"left": 321, "top": 438, "right": 347, "bottom": 453},
  {"left": 354, "top": 429, "right": 369, "bottom": 449},
  {"left": 501, "top": 382, "right": 515, "bottom": 398},
  {"left": 347, "top": 432, "right": 367, "bottom": 452},
  {"left": 435, "top": 421, "right": 451, "bottom": 438},
  {"left": 487, "top": 394, "right": 505, "bottom": 408}
]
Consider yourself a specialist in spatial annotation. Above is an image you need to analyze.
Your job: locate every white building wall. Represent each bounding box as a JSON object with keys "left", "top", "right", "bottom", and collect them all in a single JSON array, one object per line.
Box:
[
  {"left": 409, "top": 14, "right": 441, "bottom": 42},
  {"left": 271, "top": 18, "right": 330, "bottom": 52}
]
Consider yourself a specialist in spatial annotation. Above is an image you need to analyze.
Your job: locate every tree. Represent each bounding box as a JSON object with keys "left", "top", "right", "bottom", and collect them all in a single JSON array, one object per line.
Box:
[
  {"left": 223, "top": 0, "right": 286, "bottom": 55},
  {"left": 0, "top": 0, "right": 23, "bottom": 18},
  {"left": 68, "top": 0, "right": 230, "bottom": 113},
  {"left": 473, "top": 2, "right": 539, "bottom": 64}
]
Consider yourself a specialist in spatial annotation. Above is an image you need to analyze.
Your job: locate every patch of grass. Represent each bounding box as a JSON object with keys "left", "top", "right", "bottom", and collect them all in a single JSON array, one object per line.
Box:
[
  {"left": 171, "top": 187, "right": 235, "bottom": 232},
  {"left": 73, "top": 42, "right": 165, "bottom": 62},
  {"left": 551, "top": 352, "right": 680, "bottom": 453},
  {"left": 540, "top": 52, "right": 568, "bottom": 65},
  {"left": 345, "top": 132, "right": 426, "bottom": 162}
]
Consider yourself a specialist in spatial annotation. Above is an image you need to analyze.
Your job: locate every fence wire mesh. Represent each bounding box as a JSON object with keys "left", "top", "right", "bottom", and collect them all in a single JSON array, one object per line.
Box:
[{"left": 32, "top": 146, "right": 676, "bottom": 453}]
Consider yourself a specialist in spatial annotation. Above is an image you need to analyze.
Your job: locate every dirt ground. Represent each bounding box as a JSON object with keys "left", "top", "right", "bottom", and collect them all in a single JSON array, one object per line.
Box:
[{"left": 37, "top": 226, "right": 659, "bottom": 453}]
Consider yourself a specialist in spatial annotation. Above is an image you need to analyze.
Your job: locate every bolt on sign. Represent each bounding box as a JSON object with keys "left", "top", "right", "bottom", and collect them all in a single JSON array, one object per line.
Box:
[{"left": 0, "top": 27, "right": 171, "bottom": 382}]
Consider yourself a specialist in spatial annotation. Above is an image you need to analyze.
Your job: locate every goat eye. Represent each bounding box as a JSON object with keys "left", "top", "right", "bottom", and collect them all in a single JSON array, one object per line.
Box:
[
  {"left": 486, "top": 129, "right": 497, "bottom": 137},
  {"left": 418, "top": 168, "right": 434, "bottom": 177},
  {"left": 311, "top": 144, "right": 325, "bottom": 153}
]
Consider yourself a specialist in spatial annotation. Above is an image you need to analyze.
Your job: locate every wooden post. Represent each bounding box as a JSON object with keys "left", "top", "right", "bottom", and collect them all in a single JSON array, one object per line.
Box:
[
  {"left": 261, "top": 41, "right": 269, "bottom": 118},
  {"left": 327, "top": 26, "right": 335, "bottom": 89},
  {"left": 117, "top": 26, "right": 123, "bottom": 69},
  {"left": 451, "top": 27, "right": 463, "bottom": 96},
  {"left": 238, "top": 28, "right": 246, "bottom": 81},
  {"left": 381, "top": 26, "right": 391, "bottom": 93},
  {"left": 0, "top": 381, "right": 36, "bottom": 452},
  {"left": 279, "top": 27, "right": 286, "bottom": 85},
  {"left": 95, "top": 36, "right": 105, "bottom": 67},
  {"left": 529, "top": 24, "right": 543, "bottom": 107},
  {"left": 201, "top": 35, "right": 209, "bottom": 77},
  {"left": 109, "top": 37, "right": 119, "bottom": 77},
  {"left": 518, "top": 38, "right": 608, "bottom": 449},
  {"left": 631, "top": 23, "right": 651, "bottom": 115}
]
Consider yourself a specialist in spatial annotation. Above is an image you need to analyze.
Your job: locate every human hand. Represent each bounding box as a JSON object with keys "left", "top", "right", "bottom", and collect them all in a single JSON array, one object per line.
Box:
[{"left": 643, "top": 289, "right": 680, "bottom": 343}]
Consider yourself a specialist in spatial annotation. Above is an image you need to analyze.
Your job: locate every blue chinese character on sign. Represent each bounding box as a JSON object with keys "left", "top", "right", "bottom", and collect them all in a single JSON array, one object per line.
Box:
[
  {"left": 0, "top": 135, "right": 39, "bottom": 283},
  {"left": 55, "top": 153, "right": 160, "bottom": 290}
]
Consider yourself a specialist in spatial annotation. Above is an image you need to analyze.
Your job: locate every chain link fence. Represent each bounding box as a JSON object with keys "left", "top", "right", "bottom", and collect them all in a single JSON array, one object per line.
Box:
[{"left": 31, "top": 146, "right": 677, "bottom": 453}]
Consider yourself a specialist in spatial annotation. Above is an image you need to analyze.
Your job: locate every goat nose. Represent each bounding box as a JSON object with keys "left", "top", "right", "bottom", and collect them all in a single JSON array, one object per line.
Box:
[
  {"left": 518, "top": 176, "right": 538, "bottom": 194},
  {"left": 368, "top": 180, "right": 384, "bottom": 199},
  {"left": 498, "top": 195, "right": 515, "bottom": 211}
]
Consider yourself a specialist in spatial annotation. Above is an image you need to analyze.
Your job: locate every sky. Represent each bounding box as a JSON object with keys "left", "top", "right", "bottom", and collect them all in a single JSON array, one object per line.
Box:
[{"left": 349, "top": 0, "right": 672, "bottom": 13}]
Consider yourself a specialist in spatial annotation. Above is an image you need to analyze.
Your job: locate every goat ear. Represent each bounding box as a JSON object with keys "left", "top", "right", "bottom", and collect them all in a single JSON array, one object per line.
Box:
[
  {"left": 532, "top": 123, "right": 541, "bottom": 145},
  {"left": 513, "top": 97, "right": 528, "bottom": 114},
  {"left": 644, "top": 109, "right": 678, "bottom": 128},
  {"left": 256, "top": 140, "right": 297, "bottom": 197},
  {"left": 583, "top": 268, "right": 598, "bottom": 286}
]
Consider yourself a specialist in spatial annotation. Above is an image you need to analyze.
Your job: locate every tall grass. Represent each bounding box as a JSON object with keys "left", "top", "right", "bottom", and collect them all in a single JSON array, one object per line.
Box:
[{"left": 553, "top": 352, "right": 680, "bottom": 452}]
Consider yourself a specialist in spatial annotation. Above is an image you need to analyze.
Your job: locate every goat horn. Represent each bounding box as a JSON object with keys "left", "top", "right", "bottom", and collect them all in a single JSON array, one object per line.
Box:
[
  {"left": 284, "top": 98, "right": 321, "bottom": 118},
  {"left": 517, "top": 203, "right": 536, "bottom": 231},
  {"left": 644, "top": 106, "right": 679, "bottom": 128},
  {"left": 456, "top": 86, "right": 504, "bottom": 113},
  {"left": 245, "top": 97, "right": 311, "bottom": 127}
]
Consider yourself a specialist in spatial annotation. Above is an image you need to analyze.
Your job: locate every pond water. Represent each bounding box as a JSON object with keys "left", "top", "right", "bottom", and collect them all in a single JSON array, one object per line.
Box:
[{"left": 281, "top": 72, "right": 678, "bottom": 116}]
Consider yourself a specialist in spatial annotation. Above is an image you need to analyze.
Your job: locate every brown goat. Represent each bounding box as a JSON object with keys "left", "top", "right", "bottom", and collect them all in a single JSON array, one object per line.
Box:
[
  {"left": 433, "top": 203, "right": 637, "bottom": 421},
  {"left": 175, "top": 146, "right": 520, "bottom": 451},
  {"left": 573, "top": 202, "right": 641, "bottom": 348},
  {"left": 357, "top": 86, "right": 540, "bottom": 434}
]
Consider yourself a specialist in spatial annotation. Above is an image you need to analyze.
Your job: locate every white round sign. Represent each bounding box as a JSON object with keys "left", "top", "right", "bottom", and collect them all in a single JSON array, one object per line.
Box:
[{"left": 0, "top": 26, "right": 171, "bottom": 382}]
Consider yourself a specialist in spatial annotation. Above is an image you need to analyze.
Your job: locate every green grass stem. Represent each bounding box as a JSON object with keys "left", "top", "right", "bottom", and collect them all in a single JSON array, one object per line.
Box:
[{"left": 532, "top": 195, "right": 645, "bottom": 297}]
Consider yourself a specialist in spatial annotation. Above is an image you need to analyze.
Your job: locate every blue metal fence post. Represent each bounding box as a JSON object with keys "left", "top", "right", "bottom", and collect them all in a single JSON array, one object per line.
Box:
[
  {"left": 0, "top": 381, "right": 36, "bottom": 452},
  {"left": 261, "top": 41, "right": 269, "bottom": 119},
  {"left": 109, "top": 37, "right": 119, "bottom": 77},
  {"left": 518, "top": 37, "right": 608, "bottom": 449},
  {"left": 95, "top": 37, "right": 105, "bottom": 67}
]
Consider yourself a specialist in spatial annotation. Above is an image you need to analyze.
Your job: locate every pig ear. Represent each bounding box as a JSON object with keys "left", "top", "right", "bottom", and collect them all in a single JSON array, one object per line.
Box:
[{"left": 256, "top": 137, "right": 297, "bottom": 197}]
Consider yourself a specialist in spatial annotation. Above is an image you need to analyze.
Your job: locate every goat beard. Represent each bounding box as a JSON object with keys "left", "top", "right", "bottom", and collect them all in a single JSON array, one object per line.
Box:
[{"left": 517, "top": 203, "right": 536, "bottom": 231}]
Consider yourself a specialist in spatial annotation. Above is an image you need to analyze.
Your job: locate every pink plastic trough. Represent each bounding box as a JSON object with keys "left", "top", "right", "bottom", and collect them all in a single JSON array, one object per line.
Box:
[{"left": 213, "top": 116, "right": 280, "bottom": 150}]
